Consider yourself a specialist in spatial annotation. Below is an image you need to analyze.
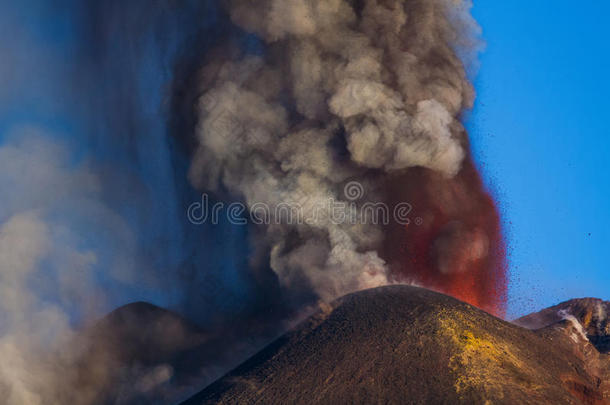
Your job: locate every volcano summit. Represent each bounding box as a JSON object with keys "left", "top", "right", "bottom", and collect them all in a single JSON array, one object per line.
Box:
[{"left": 182, "top": 286, "right": 609, "bottom": 405}]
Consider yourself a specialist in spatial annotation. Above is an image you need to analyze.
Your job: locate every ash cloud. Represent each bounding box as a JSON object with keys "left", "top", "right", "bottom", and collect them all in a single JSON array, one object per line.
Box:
[{"left": 190, "top": 0, "right": 483, "bottom": 302}]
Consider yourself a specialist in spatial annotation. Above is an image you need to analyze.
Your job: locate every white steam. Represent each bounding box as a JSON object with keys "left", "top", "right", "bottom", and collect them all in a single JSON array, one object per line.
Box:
[
  {"left": 558, "top": 309, "right": 589, "bottom": 344},
  {"left": 0, "top": 128, "right": 156, "bottom": 404}
]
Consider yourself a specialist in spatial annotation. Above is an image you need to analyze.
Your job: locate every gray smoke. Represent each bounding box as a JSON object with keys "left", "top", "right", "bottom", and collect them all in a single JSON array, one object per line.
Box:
[{"left": 190, "top": 0, "right": 480, "bottom": 301}]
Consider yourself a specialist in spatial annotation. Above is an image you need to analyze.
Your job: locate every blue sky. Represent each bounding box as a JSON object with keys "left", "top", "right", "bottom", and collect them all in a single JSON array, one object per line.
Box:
[{"left": 469, "top": 1, "right": 610, "bottom": 317}]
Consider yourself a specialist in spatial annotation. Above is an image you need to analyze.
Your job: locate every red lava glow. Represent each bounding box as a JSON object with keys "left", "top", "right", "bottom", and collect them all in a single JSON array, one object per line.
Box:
[{"left": 383, "top": 156, "right": 507, "bottom": 317}]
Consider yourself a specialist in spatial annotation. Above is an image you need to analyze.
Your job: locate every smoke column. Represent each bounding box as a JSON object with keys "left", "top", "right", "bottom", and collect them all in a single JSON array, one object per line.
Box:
[{"left": 189, "top": 0, "right": 507, "bottom": 314}]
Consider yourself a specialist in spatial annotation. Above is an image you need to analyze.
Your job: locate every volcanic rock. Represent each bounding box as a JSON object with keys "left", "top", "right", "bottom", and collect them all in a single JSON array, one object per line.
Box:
[
  {"left": 182, "top": 286, "right": 610, "bottom": 405},
  {"left": 515, "top": 298, "right": 610, "bottom": 353}
]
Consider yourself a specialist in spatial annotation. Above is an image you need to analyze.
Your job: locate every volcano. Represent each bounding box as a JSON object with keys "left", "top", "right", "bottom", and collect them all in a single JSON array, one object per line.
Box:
[
  {"left": 180, "top": 286, "right": 609, "bottom": 405},
  {"left": 65, "top": 303, "right": 261, "bottom": 404}
]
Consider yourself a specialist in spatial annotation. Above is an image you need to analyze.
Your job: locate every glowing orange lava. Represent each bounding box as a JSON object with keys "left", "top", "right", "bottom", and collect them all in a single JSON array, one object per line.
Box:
[{"left": 383, "top": 156, "right": 507, "bottom": 317}]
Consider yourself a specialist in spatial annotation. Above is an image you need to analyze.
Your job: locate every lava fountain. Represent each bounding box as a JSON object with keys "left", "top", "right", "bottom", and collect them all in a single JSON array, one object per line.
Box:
[{"left": 384, "top": 154, "right": 507, "bottom": 317}]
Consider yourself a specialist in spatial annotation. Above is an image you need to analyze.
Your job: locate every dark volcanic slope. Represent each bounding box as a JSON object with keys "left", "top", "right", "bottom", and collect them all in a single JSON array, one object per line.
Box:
[
  {"left": 183, "top": 286, "right": 610, "bottom": 405},
  {"left": 71, "top": 303, "right": 241, "bottom": 405},
  {"left": 88, "top": 302, "right": 205, "bottom": 365},
  {"left": 71, "top": 302, "right": 209, "bottom": 404},
  {"left": 515, "top": 298, "right": 610, "bottom": 353}
]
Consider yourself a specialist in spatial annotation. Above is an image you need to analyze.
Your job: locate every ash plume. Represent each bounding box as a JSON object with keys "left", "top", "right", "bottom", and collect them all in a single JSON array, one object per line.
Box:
[{"left": 189, "top": 0, "right": 497, "bottom": 305}]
